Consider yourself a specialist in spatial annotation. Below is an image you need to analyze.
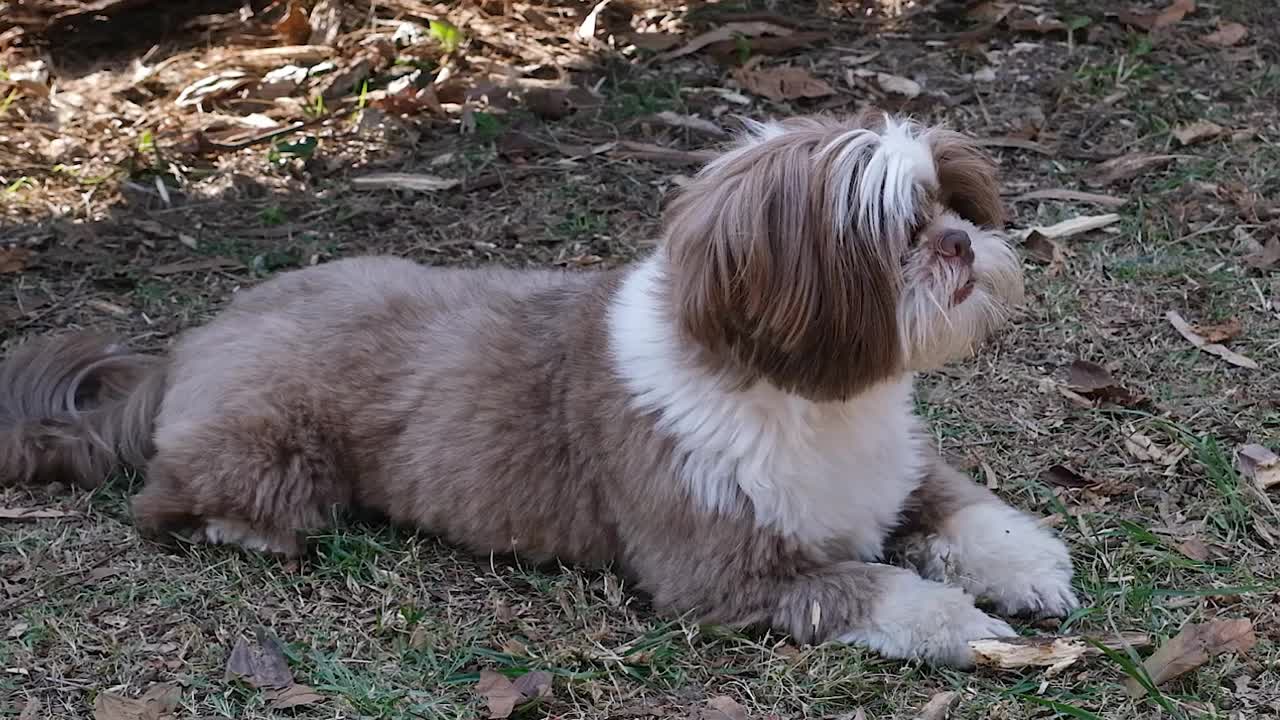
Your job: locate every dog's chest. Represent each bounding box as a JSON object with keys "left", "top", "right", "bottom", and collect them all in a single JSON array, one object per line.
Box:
[{"left": 671, "top": 379, "right": 926, "bottom": 559}]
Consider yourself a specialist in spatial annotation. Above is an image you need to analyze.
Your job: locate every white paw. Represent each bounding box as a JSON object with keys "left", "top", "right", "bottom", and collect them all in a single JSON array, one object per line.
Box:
[
  {"left": 197, "top": 518, "right": 289, "bottom": 554},
  {"left": 920, "top": 503, "right": 1080, "bottom": 618},
  {"left": 837, "top": 569, "right": 1017, "bottom": 667}
]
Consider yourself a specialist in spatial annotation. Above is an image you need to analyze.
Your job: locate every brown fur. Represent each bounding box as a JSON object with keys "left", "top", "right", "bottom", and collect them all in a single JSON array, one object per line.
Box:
[{"left": 0, "top": 114, "right": 1073, "bottom": 666}]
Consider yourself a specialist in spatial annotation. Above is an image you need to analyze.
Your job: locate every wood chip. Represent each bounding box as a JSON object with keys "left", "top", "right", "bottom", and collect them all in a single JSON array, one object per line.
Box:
[
  {"left": 352, "top": 173, "right": 461, "bottom": 192},
  {"left": 971, "top": 632, "right": 1152, "bottom": 673},
  {"left": 1126, "top": 619, "right": 1254, "bottom": 698},
  {"left": 1013, "top": 189, "right": 1127, "bottom": 208},
  {"left": 1167, "top": 310, "right": 1258, "bottom": 369},
  {"left": 1237, "top": 444, "right": 1280, "bottom": 491}
]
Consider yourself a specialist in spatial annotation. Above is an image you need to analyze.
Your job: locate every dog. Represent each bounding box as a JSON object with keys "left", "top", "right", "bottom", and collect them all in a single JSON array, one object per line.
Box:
[{"left": 0, "top": 112, "right": 1077, "bottom": 667}]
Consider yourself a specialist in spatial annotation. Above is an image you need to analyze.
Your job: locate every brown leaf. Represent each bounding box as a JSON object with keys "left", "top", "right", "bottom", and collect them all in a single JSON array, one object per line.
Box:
[
  {"left": 1023, "top": 234, "right": 1068, "bottom": 275},
  {"left": 971, "top": 632, "right": 1153, "bottom": 671},
  {"left": 707, "top": 31, "right": 830, "bottom": 62},
  {"left": 0, "top": 507, "right": 77, "bottom": 520},
  {"left": 1013, "top": 189, "right": 1127, "bottom": 209},
  {"left": 1173, "top": 121, "right": 1224, "bottom": 146},
  {"left": 1124, "top": 430, "right": 1187, "bottom": 467},
  {"left": 1066, "top": 359, "right": 1143, "bottom": 406},
  {"left": 703, "top": 696, "right": 750, "bottom": 720},
  {"left": 916, "top": 691, "right": 959, "bottom": 720},
  {"left": 1119, "top": 0, "right": 1196, "bottom": 31},
  {"left": 1237, "top": 444, "right": 1280, "bottom": 491},
  {"left": 1203, "top": 21, "right": 1248, "bottom": 47},
  {"left": 1192, "top": 318, "right": 1242, "bottom": 343},
  {"left": 654, "top": 21, "right": 793, "bottom": 63},
  {"left": 1167, "top": 310, "right": 1259, "bottom": 369},
  {"left": 1043, "top": 465, "right": 1094, "bottom": 489},
  {"left": 1016, "top": 213, "right": 1121, "bottom": 240},
  {"left": 733, "top": 65, "right": 834, "bottom": 101},
  {"left": 0, "top": 246, "right": 33, "bottom": 273},
  {"left": 264, "top": 684, "right": 325, "bottom": 710},
  {"left": 273, "top": 2, "right": 311, "bottom": 45},
  {"left": 1244, "top": 237, "right": 1280, "bottom": 270},
  {"left": 1126, "top": 619, "right": 1255, "bottom": 697},
  {"left": 1173, "top": 537, "right": 1211, "bottom": 562},
  {"left": 1085, "top": 153, "right": 1186, "bottom": 187},
  {"left": 225, "top": 629, "right": 294, "bottom": 690},
  {"left": 475, "top": 670, "right": 552, "bottom": 719},
  {"left": 92, "top": 683, "right": 180, "bottom": 720}
]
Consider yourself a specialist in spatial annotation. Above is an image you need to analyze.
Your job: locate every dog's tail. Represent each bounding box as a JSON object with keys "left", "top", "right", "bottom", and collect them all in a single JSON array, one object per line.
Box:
[{"left": 0, "top": 333, "right": 166, "bottom": 488}]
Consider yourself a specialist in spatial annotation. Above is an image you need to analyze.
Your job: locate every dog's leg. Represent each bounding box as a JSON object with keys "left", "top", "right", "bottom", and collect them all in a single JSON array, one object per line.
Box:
[
  {"left": 763, "top": 561, "right": 1016, "bottom": 667},
  {"left": 890, "top": 453, "right": 1079, "bottom": 618}
]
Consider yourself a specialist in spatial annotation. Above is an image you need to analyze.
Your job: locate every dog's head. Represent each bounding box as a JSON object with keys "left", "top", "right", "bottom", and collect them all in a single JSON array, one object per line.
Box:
[{"left": 661, "top": 113, "right": 1024, "bottom": 402}]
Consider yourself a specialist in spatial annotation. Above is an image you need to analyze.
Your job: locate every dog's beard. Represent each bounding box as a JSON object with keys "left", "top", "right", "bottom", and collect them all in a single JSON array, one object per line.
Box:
[{"left": 897, "top": 212, "right": 1024, "bottom": 371}]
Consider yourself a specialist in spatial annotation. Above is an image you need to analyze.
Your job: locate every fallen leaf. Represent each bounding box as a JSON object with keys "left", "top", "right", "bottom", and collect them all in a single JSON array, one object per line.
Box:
[
  {"left": 648, "top": 111, "right": 727, "bottom": 137},
  {"left": 1203, "top": 21, "right": 1248, "bottom": 47},
  {"left": 92, "top": 683, "right": 180, "bottom": 720},
  {"left": 654, "top": 21, "right": 793, "bottom": 63},
  {"left": 0, "top": 507, "right": 77, "bottom": 520},
  {"left": 1173, "top": 121, "right": 1224, "bottom": 146},
  {"left": 475, "top": 670, "right": 551, "bottom": 719},
  {"left": 1126, "top": 619, "right": 1254, "bottom": 697},
  {"left": 849, "top": 69, "right": 921, "bottom": 98},
  {"left": 1119, "top": 0, "right": 1196, "bottom": 31},
  {"left": 1173, "top": 537, "right": 1211, "bottom": 562},
  {"left": 576, "top": 0, "right": 611, "bottom": 42},
  {"left": 1124, "top": 430, "right": 1187, "bottom": 467},
  {"left": 0, "top": 247, "right": 33, "bottom": 273},
  {"left": 1016, "top": 213, "right": 1121, "bottom": 241},
  {"left": 916, "top": 691, "right": 959, "bottom": 720},
  {"left": 1237, "top": 444, "right": 1280, "bottom": 491},
  {"left": 612, "top": 141, "right": 717, "bottom": 165},
  {"left": 274, "top": 2, "right": 311, "bottom": 44},
  {"left": 264, "top": 684, "right": 325, "bottom": 710},
  {"left": 733, "top": 65, "right": 835, "bottom": 101},
  {"left": 1085, "top": 153, "right": 1187, "bottom": 187},
  {"left": 225, "top": 628, "right": 294, "bottom": 690},
  {"left": 1043, "top": 465, "right": 1094, "bottom": 489},
  {"left": 704, "top": 696, "right": 750, "bottom": 720},
  {"left": 1065, "top": 359, "right": 1143, "bottom": 406},
  {"left": 624, "top": 32, "right": 682, "bottom": 52},
  {"left": 1013, "top": 189, "right": 1127, "bottom": 208},
  {"left": 1167, "top": 310, "right": 1258, "bottom": 369},
  {"left": 1244, "top": 237, "right": 1280, "bottom": 270},
  {"left": 971, "top": 632, "right": 1152, "bottom": 672},
  {"left": 175, "top": 71, "right": 253, "bottom": 108},
  {"left": 1192, "top": 318, "right": 1242, "bottom": 343},
  {"left": 351, "top": 173, "right": 461, "bottom": 192},
  {"left": 1023, "top": 234, "right": 1068, "bottom": 275},
  {"left": 707, "top": 31, "right": 831, "bottom": 62}
]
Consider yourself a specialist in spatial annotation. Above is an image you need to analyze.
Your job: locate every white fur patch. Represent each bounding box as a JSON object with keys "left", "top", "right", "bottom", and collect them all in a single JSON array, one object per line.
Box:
[
  {"left": 608, "top": 257, "right": 928, "bottom": 556},
  {"left": 916, "top": 503, "right": 1079, "bottom": 618},
  {"left": 198, "top": 518, "right": 288, "bottom": 554},
  {"left": 837, "top": 568, "right": 1016, "bottom": 667}
]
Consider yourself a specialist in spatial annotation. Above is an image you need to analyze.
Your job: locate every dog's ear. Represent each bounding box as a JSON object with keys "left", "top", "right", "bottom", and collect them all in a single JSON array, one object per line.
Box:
[
  {"left": 662, "top": 121, "right": 903, "bottom": 401},
  {"left": 929, "top": 130, "right": 1004, "bottom": 228}
]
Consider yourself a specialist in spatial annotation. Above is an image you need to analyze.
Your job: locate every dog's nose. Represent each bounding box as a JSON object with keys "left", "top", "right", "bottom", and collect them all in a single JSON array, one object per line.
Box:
[{"left": 938, "top": 229, "right": 974, "bottom": 263}]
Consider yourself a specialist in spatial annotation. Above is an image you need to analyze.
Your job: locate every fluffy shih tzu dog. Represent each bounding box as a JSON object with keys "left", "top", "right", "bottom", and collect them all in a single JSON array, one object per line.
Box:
[{"left": 1, "top": 112, "right": 1078, "bottom": 667}]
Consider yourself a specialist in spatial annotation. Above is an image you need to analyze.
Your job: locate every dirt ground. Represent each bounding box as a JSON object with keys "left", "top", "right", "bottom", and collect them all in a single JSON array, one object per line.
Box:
[{"left": 2, "top": 1, "right": 1279, "bottom": 718}]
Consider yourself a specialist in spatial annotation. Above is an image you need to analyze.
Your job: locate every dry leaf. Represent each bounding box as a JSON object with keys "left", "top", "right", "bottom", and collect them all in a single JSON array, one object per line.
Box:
[
  {"left": 1126, "top": 619, "right": 1255, "bottom": 697},
  {"left": 1013, "top": 189, "right": 1127, "bottom": 208},
  {"left": 576, "top": 0, "right": 611, "bottom": 41},
  {"left": 612, "top": 141, "right": 717, "bottom": 165},
  {"left": 0, "top": 507, "right": 77, "bottom": 520},
  {"left": 1174, "top": 537, "right": 1211, "bottom": 562},
  {"left": 649, "top": 111, "right": 727, "bottom": 137},
  {"left": 274, "top": 2, "right": 311, "bottom": 45},
  {"left": 1203, "top": 22, "right": 1248, "bottom": 47},
  {"left": 225, "top": 629, "right": 294, "bottom": 689},
  {"left": 707, "top": 31, "right": 830, "bottom": 62},
  {"left": 1023, "top": 234, "right": 1068, "bottom": 275},
  {"left": 1120, "top": 0, "right": 1196, "bottom": 31},
  {"left": 1192, "top": 318, "right": 1242, "bottom": 343},
  {"left": 352, "top": 173, "right": 461, "bottom": 192},
  {"left": 1043, "top": 465, "right": 1093, "bottom": 489},
  {"left": 704, "top": 696, "right": 750, "bottom": 720},
  {"left": 916, "top": 691, "right": 958, "bottom": 720},
  {"left": 1244, "top": 237, "right": 1280, "bottom": 270},
  {"left": 1167, "top": 311, "right": 1259, "bottom": 369},
  {"left": 1016, "top": 213, "right": 1121, "bottom": 241},
  {"left": 92, "top": 683, "right": 180, "bottom": 720},
  {"left": 1085, "top": 153, "right": 1186, "bottom": 187},
  {"left": 1124, "top": 430, "right": 1186, "bottom": 467},
  {"left": 971, "top": 632, "right": 1152, "bottom": 672},
  {"left": 1237, "top": 444, "right": 1280, "bottom": 491},
  {"left": 1173, "top": 121, "right": 1224, "bottom": 146},
  {"left": 474, "top": 670, "right": 552, "bottom": 719},
  {"left": 0, "top": 246, "right": 33, "bottom": 273},
  {"left": 175, "top": 71, "right": 252, "bottom": 108},
  {"left": 734, "top": 65, "right": 834, "bottom": 101},
  {"left": 850, "top": 69, "right": 921, "bottom": 98},
  {"left": 654, "top": 21, "right": 793, "bottom": 63},
  {"left": 264, "top": 684, "right": 324, "bottom": 710}
]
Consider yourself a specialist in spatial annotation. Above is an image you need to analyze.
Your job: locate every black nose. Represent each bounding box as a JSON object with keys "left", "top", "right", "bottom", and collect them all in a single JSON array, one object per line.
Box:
[{"left": 938, "top": 229, "right": 974, "bottom": 263}]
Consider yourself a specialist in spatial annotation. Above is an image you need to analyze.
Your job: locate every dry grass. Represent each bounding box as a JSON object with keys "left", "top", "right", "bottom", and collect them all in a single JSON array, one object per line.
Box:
[{"left": 2, "top": 1, "right": 1279, "bottom": 718}]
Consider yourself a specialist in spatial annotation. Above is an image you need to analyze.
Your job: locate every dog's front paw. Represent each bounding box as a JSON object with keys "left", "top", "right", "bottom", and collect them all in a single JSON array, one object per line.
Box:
[
  {"left": 920, "top": 503, "right": 1080, "bottom": 618},
  {"left": 838, "top": 570, "right": 1017, "bottom": 668}
]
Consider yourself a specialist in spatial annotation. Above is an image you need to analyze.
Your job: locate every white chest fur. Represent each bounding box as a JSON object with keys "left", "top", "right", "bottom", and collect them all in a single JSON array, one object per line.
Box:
[{"left": 609, "top": 258, "right": 927, "bottom": 558}]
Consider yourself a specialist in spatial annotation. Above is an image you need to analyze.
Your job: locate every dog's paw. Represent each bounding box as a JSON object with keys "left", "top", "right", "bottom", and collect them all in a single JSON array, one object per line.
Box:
[
  {"left": 920, "top": 503, "right": 1080, "bottom": 618},
  {"left": 837, "top": 570, "right": 1017, "bottom": 668}
]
